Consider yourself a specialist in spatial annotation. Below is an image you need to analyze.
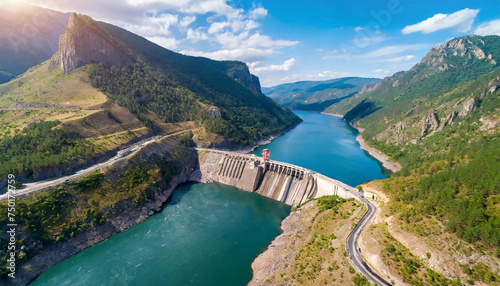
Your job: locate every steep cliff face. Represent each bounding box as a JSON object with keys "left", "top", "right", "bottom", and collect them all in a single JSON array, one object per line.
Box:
[
  {"left": 59, "top": 13, "right": 134, "bottom": 74},
  {"left": 223, "top": 62, "right": 262, "bottom": 95}
]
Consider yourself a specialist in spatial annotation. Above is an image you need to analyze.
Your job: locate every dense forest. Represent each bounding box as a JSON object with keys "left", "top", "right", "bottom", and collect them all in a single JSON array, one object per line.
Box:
[
  {"left": 0, "top": 121, "right": 95, "bottom": 179},
  {"left": 89, "top": 61, "right": 300, "bottom": 145}
]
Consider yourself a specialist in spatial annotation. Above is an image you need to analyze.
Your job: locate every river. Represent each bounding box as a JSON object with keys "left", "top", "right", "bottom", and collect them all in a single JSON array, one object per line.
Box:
[
  {"left": 252, "top": 111, "right": 389, "bottom": 185},
  {"left": 31, "top": 111, "right": 387, "bottom": 286}
]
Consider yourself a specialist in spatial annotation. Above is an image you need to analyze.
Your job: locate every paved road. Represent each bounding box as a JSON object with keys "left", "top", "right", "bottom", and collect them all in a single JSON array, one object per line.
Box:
[
  {"left": 346, "top": 193, "right": 392, "bottom": 286},
  {"left": 3, "top": 141, "right": 392, "bottom": 286},
  {"left": 0, "top": 130, "right": 190, "bottom": 201}
]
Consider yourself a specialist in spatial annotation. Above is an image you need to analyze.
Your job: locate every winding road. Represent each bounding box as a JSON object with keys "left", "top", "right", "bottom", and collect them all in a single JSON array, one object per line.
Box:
[
  {"left": 0, "top": 130, "right": 191, "bottom": 201},
  {"left": 1, "top": 135, "right": 392, "bottom": 286},
  {"left": 346, "top": 193, "right": 392, "bottom": 286}
]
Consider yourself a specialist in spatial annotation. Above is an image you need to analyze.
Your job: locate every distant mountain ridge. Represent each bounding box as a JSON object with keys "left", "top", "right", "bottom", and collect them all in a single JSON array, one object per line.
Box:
[
  {"left": 264, "top": 77, "right": 380, "bottom": 111},
  {"left": 0, "top": 3, "right": 69, "bottom": 83}
]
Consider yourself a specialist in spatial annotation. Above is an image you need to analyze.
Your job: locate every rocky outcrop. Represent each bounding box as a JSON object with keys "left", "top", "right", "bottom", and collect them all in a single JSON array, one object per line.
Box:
[
  {"left": 439, "top": 111, "right": 458, "bottom": 130},
  {"left": 59, "top": 13, "right": 134, "bottom": 74},
  {"left": 203, "top": 106, "right": 222, "bottom": 118},
  {"left": 458, "top": 98, "right": 477, "bottom": 117},
  {"left": 479, "top": 118, "right": 499, "bottom": 131},
  {"left": 223, "top": 62, "right": 262, "bottom": 95},
  {"left": 420, "top": 110, "right": 439, "bottom": 137},
  {"left": 488, "top": 78, "right": 500, "bottom": 94}
]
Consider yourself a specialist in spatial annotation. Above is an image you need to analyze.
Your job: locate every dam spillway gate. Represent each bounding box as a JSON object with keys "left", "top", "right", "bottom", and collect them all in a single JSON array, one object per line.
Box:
[{"left": 196, "top": 149, "right": 361, "bottom": 207}]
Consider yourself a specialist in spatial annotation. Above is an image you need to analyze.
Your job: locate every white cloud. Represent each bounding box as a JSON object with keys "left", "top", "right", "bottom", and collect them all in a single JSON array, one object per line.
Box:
[
  {"left": 147, "top": 36, "right": 180, "bottom": 49},
  {"left": 125, "top": 13, "right": 178, "bottom": 36},
  {"left": 361, "top": 44, "right": 428, "bottom": 58},
  {"left": 249, "top": 7, "right": 267, "bottom": 19},
  {"left": 372, "top": 69, "right": 389, "bottom": 74},
  {"left": 179, "top": 0, "right": 243, "bottom": 19},
  {"left": 332, "top": 44, "right": 428, "bottom": 61},
  {"left": 377, "top": 55, "right": 415, "bottom": 63},
  {"left": 252, "top": 58, "right": 296, "bottom": 73},
  {"left": 402, "top": 8, "right": 479, "bottom": 34},
  {"left": 475, "top": 19, "right": 500, "bottom": 36},
  {"left": 179, "top": 15, "right": 196, "bottom": 28},
  {"left": 208, "top": 21, "right": 229, "bottom": 34},
  {"left": 354, "top": 26, "right": 364, "bottom": 32},
  {"left": 181, "top": 47, "right": 276, "bottom": 62},
  {"left": 214, "top": 31, "right": 299, "bottom": 50},
  {"left": 186, "top": 28, "right": 208, "bottom": 42},
  {"left": 352, "top": 35, "right": 387, "bottom": 48}
]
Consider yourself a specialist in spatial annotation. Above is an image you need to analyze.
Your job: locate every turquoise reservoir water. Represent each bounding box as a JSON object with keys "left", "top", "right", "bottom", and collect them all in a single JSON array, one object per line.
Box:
[
  {"left": 252, "top": 111, "right": 388, "bottom": 186},
  {"left": 31, "top": 182, "right": 290, "bottom": 286},
  {"left": 31, "top": 111, "right": 386, "bottom": 285}
]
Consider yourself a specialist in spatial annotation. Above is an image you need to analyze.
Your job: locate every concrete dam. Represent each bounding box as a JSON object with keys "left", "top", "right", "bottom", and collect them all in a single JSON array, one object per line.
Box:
[{"left": 195, "top": 149, "right": 365, "bottom": 207}]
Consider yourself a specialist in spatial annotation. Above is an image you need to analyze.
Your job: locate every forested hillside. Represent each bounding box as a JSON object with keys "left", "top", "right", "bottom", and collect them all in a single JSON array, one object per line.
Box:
[
  {"left": 0, "top": 11, "right": 300, "bottom": 184},
  {"left": 326, "top": 35, "right": 500, "bottom": 253}
]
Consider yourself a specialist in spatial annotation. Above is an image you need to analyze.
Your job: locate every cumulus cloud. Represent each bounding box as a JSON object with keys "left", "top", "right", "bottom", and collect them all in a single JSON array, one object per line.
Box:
[
  {"left": 126, "top": 13, "right": 178, "bottom": 36},
  {"left": 179, "top": 15, "right": 196, "bottom": 28},
  {"left": 249, "top": 7, "right": 267, "bottom": 19},
  {"left": 251, "top": 58, "right": 296, "bottom": 73},
  {"left": 475, "top": 19, "right": 500, "bottom": 36},
  {"left": 147, "top": 36, "right": 180, "bottom": 49},
  {"left": 180, "top": 47, "right": 276, "bottom": 62},
  {"left": 402, "top": 8, "right": 479, "bottom": 34}
]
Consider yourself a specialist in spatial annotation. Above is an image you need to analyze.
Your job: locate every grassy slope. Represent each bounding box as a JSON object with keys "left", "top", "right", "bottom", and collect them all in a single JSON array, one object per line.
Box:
[{"left": 251, "top": 196, "right": 370, "bottom": 286}]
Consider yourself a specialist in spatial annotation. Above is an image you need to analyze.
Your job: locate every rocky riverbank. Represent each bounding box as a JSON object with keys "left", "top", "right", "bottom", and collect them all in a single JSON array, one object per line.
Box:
[
  {"left": 250, "top": 197, "right": 366, "bottom": 285},
  {"left": 355, "top": 134, "right": 401, "bottom": 173},
  {"left": 1, "top": 137, "right": 198, "bottom": 286}
]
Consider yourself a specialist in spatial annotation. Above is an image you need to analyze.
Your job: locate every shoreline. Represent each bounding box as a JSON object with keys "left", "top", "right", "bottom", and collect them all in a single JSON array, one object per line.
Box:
[
  {"left": 356, "top": 134, "right": 401, "bottom": 173},
  {"left": 320, "top": 111, "right": 343, "bottom": 118},
  {"left": 322, "top": 112, "right": 401, "bottom": 173}
]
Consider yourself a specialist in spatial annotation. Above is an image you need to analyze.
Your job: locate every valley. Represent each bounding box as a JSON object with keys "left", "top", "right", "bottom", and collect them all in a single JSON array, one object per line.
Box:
[{"left": 0, "top": 2, "right": 499, "bottom": 286}]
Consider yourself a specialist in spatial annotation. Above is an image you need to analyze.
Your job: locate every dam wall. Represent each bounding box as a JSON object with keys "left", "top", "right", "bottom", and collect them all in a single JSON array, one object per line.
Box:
[{"left": 195, "top": 148, "right": 364, "bottom": 206}]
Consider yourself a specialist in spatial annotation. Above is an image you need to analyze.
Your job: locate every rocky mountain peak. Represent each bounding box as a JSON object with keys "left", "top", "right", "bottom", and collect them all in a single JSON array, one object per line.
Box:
[
  {"left": 223, "top": 62, "right": 262, "bottom": 95},
  {"left": 59, "top": 13, "right": 134, "bottom": 74},
  {"left": 420, "top": 36, "right": 495, "bottom": 69}
]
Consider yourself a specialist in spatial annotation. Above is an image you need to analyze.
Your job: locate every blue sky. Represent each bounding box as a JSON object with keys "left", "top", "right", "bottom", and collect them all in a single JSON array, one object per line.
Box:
[{"left": 7, "top": 0, "right": 500, "bottom": 86}]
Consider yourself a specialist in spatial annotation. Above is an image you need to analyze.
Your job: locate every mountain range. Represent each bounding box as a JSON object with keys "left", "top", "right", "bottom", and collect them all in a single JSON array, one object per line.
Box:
[
  {"left": 0, "top": 6, "right": 300, "bottom": 185},
  {"left": 326, "top": 34, "right": 500, "bottom": 270},
  {"left": 263, "top": 77, "right": 380, "bottom": 111}
]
